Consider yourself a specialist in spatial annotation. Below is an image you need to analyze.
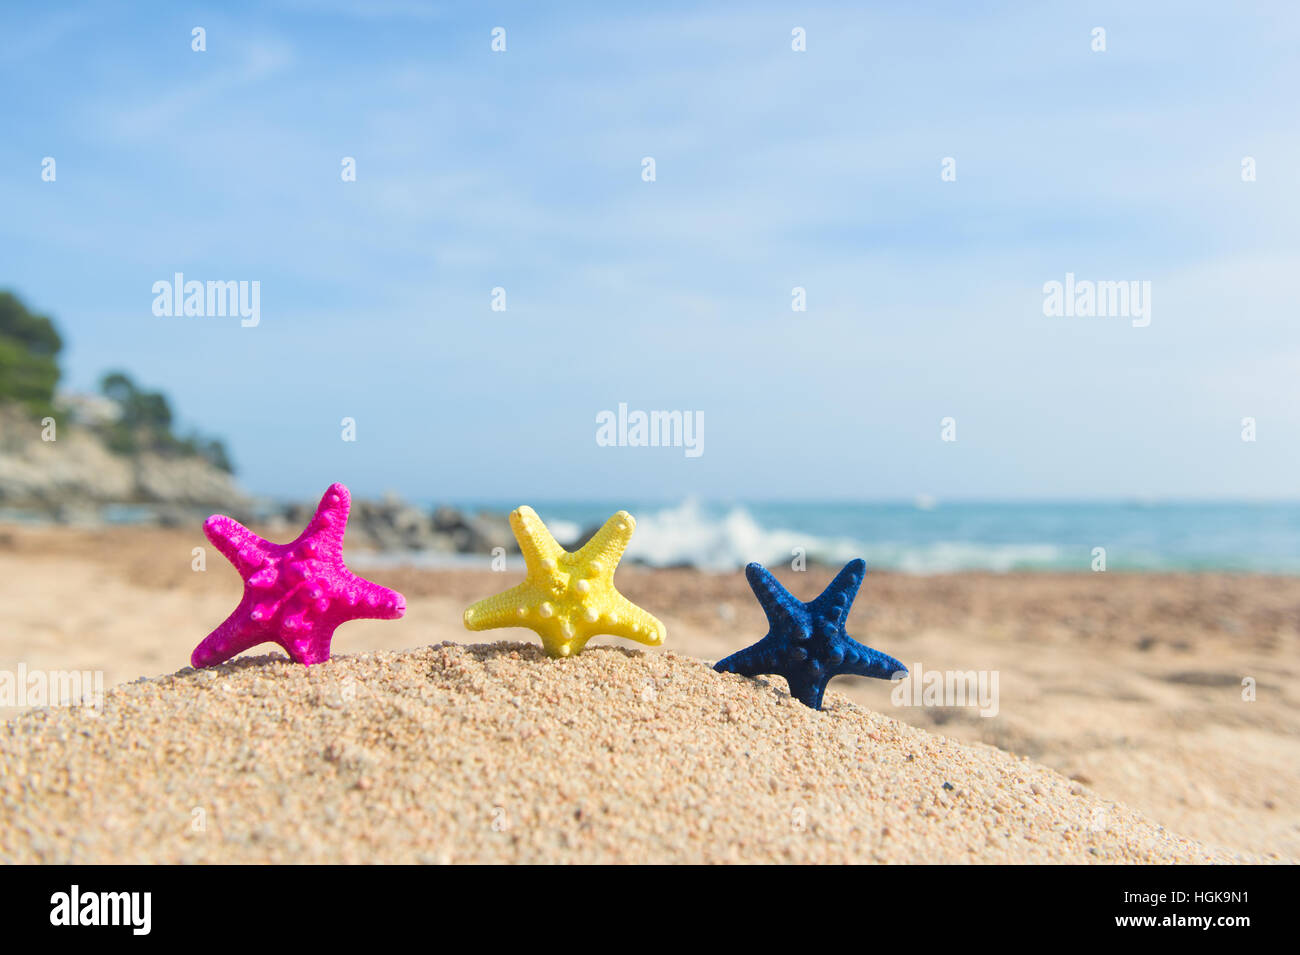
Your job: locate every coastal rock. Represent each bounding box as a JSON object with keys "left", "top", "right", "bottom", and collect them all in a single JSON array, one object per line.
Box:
[
  {"left": 570, "top": 522, "right": 600, "bottom": 552},
  {"left": 132, "top": 452, "right": 246, "bottom": 511},
  {"left": 1, "top": 405, "right": 524, "bottom": 557},
  {"left": 427, "top": 506, "right": 518, "bottom": 554},
  {"left": 459, "top": 511, "right": 515, "bottom": 553},
  {"left": 0, "top": 406, "right": 251, "bottom": 519},
  {"left": 0, "top": 428, "right": 134, "bottom": 510},
  {"left": 350, "top": 499, "right": 422, "bottom": 551},
  {"left": 432, "top": 505, "right": 464, "bottom": 533},
  {"left": 340, "top": 498, "right": 481, "bottom": 553}
]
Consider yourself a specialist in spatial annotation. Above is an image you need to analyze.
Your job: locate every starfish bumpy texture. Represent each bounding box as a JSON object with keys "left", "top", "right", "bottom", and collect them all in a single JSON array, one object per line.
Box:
[
  {"left": 192, "top": 483, "right": 406, "bottom": 668},
  {"left": 714, "top": 559, "right": 906, "bottom": 710},
  {"left": 463, "top": 506, "right": 666, "bottom": 657}
]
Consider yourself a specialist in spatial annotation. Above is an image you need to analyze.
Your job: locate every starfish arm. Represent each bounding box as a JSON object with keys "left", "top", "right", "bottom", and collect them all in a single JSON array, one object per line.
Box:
[
  {"left": 810, "top": 558, "right": 866, "bottom": 625},
  {"left": 743, "top": 563, "right": 802, "bottom": 631},
  {"left": 598, "top": 591, "right": 666, "bottom": 647},
  {"left": 714, "top": 634, "right": 780, "bottom": 678},
  {"left": 203, "top": 515, "right": 270, "bottom": 574},
  {"left": 304, "top": 483, "right": 351, "bottom": 557},
  {"left": 464, "top": 582, "right": 535, "bottom": 631},
  {"left": 510, "top": 506, "right": 564, "bottom": 571},
  {"left": 191, "top": 605, "right": 265, "bottom": 668},
  {"left": 347, "top": 575, "right": 407, "bottom": 620},
  {"left": 784, "top": 672, "right": 830, "bottom": 710},
  {"left": 278, "top": 624, "right": 338, "bottom": 666},
  {"left": 573, "top": 510, "right": 636, "bottom": 574},
  {"left": 838, "top": 638, "right": 907, "bottom": 681}
]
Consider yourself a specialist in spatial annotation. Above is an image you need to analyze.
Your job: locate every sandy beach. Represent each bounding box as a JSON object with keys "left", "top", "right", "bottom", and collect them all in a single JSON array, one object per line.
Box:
[{"left": 2, "top": 523, "right": 1297, "bottom": 863}]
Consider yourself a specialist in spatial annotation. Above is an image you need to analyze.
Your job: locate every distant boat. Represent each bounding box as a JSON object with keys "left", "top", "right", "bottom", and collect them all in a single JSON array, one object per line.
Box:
[{"left": 913, "top": 494, "right": 938, "bottom": 511}]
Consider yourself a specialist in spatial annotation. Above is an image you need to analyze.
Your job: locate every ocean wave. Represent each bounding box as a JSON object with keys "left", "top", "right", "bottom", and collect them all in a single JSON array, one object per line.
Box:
[
  {"left": 547, "top": 518, "right": 582, "bottom": 547},
  {"left": 624, "top": 500, "right": 1066, "bottom": 573},
  {"left": 623, "top": 499, "right": 852, "bottom": 571},
  {"left": 618, "top": 504, "right": 1055, "bottom": 571}
]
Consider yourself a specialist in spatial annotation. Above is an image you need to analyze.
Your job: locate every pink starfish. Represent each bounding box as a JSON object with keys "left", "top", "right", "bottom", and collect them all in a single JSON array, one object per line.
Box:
[{"left": 192, "top": 483, "right": 406, "bottom": 668}]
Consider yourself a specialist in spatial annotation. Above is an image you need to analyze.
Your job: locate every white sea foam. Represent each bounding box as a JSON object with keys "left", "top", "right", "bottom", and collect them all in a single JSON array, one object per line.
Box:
[
  {"left": 623, "top": 500, "right": 1064, "bottom": 573},
  {"left": 547, "top": 519, "right": 582, "bottom": 547},
  {"left": 624, "top": 499, "right": 859, "bottom": 571}
]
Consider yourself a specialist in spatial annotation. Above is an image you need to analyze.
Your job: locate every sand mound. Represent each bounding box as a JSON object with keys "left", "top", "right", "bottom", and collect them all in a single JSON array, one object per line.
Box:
[{"left": 0, "top": 643, "right": 1242, "bottom": 863}]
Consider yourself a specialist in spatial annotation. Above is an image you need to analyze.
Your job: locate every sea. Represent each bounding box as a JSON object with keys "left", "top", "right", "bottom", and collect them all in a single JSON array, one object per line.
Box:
[{"left": 410, "top": 498, "right": 1300, "bottom": 575}]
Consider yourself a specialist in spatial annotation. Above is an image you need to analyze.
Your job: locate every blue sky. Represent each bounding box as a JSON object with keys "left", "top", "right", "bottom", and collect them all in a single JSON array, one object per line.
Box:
[{"left": 3, "top": 1, "right": 1298, "bottom": 502}]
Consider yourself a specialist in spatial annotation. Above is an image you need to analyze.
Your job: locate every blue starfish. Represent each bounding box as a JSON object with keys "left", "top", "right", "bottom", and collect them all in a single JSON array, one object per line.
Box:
[{"left": 714, "top": 559, "right": 907, "bottom": 710}]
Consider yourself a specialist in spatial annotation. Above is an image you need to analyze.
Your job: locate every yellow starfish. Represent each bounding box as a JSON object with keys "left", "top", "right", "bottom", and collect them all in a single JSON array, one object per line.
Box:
[{"left": 463, "top": 506, "right": 666, "bottom": 657}]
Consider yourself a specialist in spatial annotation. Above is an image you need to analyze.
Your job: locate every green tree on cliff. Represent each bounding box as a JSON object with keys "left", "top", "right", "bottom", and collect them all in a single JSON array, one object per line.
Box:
[
  {"left": 99, "top": 371, "right": 234, "bottom": 473},
  {"left": 0, "top": 289, "right": 233, "bottom": 474},
  {"left": 0, "top": 291, "right": 62, "bottom": 418}
]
